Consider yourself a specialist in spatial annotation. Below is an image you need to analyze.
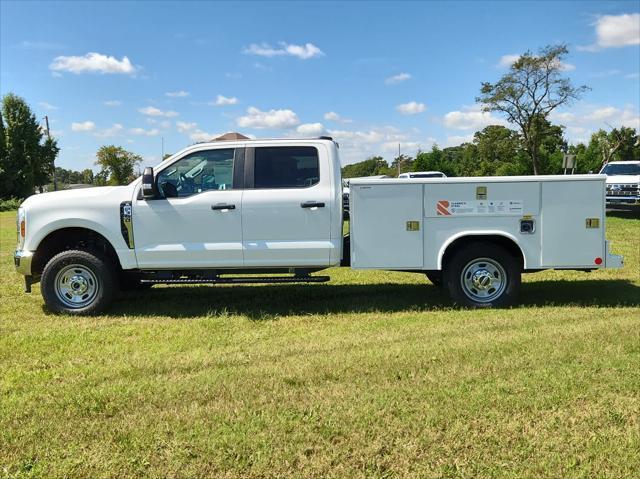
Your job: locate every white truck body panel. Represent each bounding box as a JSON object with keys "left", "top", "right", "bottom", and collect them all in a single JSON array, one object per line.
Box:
[
  {"left": 349, "top": 175, "right": 610, "bottom": 271},
  {"left": 15, "top": 137, "right": 623, "bottom": 312}
]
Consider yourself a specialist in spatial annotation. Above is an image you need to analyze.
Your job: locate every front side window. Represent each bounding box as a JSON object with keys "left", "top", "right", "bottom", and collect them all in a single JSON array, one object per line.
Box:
[
  {"left": 254, "top": 146, "right": 319, "bottom": 189},
  {"left": 156, "top": 148, "right": 235, "bottom": 198}
]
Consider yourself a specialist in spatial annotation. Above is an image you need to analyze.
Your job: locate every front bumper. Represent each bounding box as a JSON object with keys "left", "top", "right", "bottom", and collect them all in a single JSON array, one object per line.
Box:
[
  {"left": 14, "top": 249, "right": 34, "bottom": 276},
  {"left": 605, "top": 195, "right": 640, "bottom": 206}
]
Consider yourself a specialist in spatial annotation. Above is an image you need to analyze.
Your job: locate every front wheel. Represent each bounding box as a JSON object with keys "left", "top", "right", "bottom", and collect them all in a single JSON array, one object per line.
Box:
[
  {"left": 444, "top": 242, "right": 520, "bottom": 308},
  {"left": 41, "top": 249, "right": 116, "bottom": 315}
]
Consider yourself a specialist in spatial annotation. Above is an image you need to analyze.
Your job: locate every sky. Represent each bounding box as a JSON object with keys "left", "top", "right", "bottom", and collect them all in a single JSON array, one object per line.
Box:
[{"left": 1, "top": 0, "right": 639, "bottom": 171}]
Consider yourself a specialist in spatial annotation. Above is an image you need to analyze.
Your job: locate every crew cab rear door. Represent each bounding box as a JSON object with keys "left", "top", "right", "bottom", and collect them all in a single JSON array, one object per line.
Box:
[
  {"left": 132, "top": 147, "right": 244, "bottom": 269},
  {"left": 241, "top": 144, "right": 333, "bottom": 267}
]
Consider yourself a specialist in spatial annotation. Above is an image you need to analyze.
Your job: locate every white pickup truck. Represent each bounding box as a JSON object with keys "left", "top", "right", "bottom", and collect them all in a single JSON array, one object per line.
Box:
[
  {"left": 15, "top": 137, "right": 623, "bottom": 314},
  {"left": 600, "top": 160, "right": 640, "bottom": 207}
]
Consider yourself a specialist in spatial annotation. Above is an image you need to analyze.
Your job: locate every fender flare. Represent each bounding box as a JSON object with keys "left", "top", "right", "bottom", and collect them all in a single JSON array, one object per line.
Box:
[{"left": 437, "top": 230, "right": 527, "bottom": 270}]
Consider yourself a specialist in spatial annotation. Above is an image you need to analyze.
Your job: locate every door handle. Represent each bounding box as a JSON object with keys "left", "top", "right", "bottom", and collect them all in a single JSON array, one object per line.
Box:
[
  {"left": 211, "top": 203, "right": 236, "bottom": 210},
  {"left": 300, "top": 201, "right": 325, "bottom": 208}
]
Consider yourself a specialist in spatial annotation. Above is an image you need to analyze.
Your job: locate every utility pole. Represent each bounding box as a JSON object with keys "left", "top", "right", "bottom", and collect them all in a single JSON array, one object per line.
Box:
[
  {"left": 397, "top": 143, "right": 401, "bottom": 177},
  {"left": 44, "top": 115, "right": 57, "bottom": 191},
  {"left": 161, "top": 136, "right": 164, "bottom": 159}
]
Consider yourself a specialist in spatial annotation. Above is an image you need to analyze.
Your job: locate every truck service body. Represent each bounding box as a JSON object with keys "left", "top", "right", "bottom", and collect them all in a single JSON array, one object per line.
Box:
[{"left": 14, "top": 137, "right": 623, "bottom": 314}]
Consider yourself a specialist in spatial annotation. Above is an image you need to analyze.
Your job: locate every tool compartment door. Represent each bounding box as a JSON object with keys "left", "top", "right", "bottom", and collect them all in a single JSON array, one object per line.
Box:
[
  {"left": 540, "top": 180, "right": 605, "bottom": 267},
  {"left": 350, "top": 183, "right": 424, "bottom": 269}
]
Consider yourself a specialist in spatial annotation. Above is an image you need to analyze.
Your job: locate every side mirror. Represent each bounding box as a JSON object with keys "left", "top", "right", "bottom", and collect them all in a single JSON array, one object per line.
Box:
[{"left": 141, "top": 167, "right": 156, "bottom": 199}]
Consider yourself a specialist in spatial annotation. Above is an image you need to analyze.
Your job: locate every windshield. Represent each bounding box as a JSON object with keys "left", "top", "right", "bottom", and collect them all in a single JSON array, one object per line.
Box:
[{"left": 600, "top": 163, "right": 640, "bottom": 176}]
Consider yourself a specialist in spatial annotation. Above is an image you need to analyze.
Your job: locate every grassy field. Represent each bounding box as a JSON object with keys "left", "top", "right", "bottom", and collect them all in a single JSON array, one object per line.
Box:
[{"left": 1, "top": 209, "right": 639, "bottom": 479}]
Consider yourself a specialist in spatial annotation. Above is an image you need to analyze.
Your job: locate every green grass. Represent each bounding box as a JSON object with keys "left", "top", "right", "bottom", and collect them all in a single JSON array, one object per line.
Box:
[{"left": 1, "top": 209, "right": 639, "bottom": 479}]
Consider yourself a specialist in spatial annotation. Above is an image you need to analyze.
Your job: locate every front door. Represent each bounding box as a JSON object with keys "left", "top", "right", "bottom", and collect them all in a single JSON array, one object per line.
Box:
[
  {"left": 133, "top": 147, "right": 244, "bottom": 269},
  {"left": 241, "top": 145, "right": 333, "bottom": 267}
]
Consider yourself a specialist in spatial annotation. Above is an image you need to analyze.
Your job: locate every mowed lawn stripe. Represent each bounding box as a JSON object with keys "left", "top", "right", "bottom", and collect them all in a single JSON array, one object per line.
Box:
[{"left": 1, "top": 210, "right": 639, "bottom": 478}]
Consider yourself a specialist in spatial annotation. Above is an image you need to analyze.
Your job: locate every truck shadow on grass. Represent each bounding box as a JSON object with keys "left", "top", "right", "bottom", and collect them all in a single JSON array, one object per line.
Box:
[{"left": 108, "top": 279, "right": 640, "bottom": 320}]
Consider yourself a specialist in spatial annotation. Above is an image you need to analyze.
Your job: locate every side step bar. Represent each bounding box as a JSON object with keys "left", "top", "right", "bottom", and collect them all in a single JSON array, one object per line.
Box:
[{"left": 140, "top": 275, "right": 330, "bottom": 285}]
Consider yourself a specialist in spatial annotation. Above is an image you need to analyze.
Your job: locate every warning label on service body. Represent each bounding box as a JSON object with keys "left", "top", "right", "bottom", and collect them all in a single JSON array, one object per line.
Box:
[{"left": 436, "top": 199, "right": 523, "bottom": 216}]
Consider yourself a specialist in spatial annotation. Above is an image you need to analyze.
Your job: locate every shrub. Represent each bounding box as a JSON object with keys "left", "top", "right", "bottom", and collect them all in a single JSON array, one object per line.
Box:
[{"left": 0, "top": 197, "right": 22, "bottom": 211}]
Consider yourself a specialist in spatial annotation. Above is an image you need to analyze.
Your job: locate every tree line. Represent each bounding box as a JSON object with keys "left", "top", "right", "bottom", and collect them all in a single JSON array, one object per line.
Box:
[{"left": 342, "top": 123, "right": 639, "bottom": 179}]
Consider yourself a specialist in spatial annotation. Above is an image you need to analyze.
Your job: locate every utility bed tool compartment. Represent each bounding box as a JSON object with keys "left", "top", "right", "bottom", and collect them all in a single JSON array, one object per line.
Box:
[{"left": 350, "top": 184, "right": 424, "bottom": 269}]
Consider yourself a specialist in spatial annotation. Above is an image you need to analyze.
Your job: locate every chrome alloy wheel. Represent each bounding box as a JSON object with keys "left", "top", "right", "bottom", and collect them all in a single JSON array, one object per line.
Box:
[
  {"left": 460, "top": 257, "right": 507, "bottom": 303},
  {"left": 54, "top": 264, "right": 99, "bottom": 309}
]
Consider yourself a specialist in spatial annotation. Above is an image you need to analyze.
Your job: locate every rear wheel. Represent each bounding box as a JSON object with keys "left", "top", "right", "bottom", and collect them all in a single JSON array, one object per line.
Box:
[
  {"left": 444, "top": 242, "right": 520, "bottom": 308},
  {"left": 41, "top": 250, "right": 116, "bottom": 315}
]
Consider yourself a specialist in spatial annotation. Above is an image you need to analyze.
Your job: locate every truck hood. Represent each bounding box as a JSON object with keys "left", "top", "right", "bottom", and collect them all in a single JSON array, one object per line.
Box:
[
  {"left": 21, "top": 186, "right": 125, "bottom": 209},
  {"left": 605, "top": 175, "right": 640, "bottom": 184}
]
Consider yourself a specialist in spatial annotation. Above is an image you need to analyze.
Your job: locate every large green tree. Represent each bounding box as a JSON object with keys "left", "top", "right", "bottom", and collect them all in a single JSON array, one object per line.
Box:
[
  {"left": 477, "top": 44, "right": 589, "bottom": 175},
  {"left": 341, "top": 156, "right": 392, "bottom": 178},
  {"left": 0, "top": 93, "right": 59, "bottom": 198},
  {"left": 95, "top": 145, "right": 142, "bottom": 185}
]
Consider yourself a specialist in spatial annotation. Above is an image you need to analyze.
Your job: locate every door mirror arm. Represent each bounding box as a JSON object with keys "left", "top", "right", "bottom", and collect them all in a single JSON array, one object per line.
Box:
[{"left": 141, "top": 167, "right": 158, "bottom": 199}]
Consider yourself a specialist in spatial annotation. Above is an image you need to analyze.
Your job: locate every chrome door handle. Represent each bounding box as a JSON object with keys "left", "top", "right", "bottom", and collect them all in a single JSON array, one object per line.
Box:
[
  {"left": 211, "top": 204, "right": 236, "bottom": 210},
  {"left": 300, "top": 201, "right": 325, "bottom": 208}
]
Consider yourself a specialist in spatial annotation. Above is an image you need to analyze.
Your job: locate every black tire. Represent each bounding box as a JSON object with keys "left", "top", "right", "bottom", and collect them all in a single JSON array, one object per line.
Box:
[
  {"left": 119, "top": 272, "right": 152, "bottom": 291},
  {"left": 425, "top": 271, "right": 443, "bottom": 287},
  {"left": 444, "top": 242, "right": 520, "bottom": 308},
  {"left": 41, "top": 249, "right": 116, "bottom": 315}
]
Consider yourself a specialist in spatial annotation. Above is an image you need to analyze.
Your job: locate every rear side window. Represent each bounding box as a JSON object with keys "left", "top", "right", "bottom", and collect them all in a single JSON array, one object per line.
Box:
[{"left": 254, "top": 146, "right": 319, "bottom": 189}]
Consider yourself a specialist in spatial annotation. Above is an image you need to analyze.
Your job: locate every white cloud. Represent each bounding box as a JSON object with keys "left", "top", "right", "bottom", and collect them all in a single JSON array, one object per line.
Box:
[
  {"left": 139, "top": 106, "right": 178, "bottom": 118},
  {"left": 242, "top": 42, "right": 324, "bottom": 59},
  {"left": 591, "top": 13, "right": 640, "bottom": 49},
  {"left": 497, "top": 54, "right": 521, "bottom": 68},
  {"left": 50, "top": 52, "right": 136, "bottom": 75},
  {"left": 38, "top": 101, "right": 58, "bottom": 110},
  {"left": 443, "top": 108, "right": 507, "bottom": 130},
  {"left": 130, "top": 127, "right": 160, "bottom": 136},
  {"left": 323, "top": 111, "right": 352, "bottom": 123},
  {"left": 445, "top": 134, "right": 475, "bottom": 147},
  {"left": 381, "top": 141, "right": 422, "bottom": 152},
  {"left": 71, "top": 121, "right": 95, "bottom": 132},
  {"left": 93, "top": 123, "right": 124, "bottom": 138},
  {"left": 396, "top": 101, "right": 426, "bottom": 115},
  {"left": 385, "top": 72, "right": 411, "bottom": 85},
  {"left": 165, "top": 90, "right": 190, "bottom": 98},
  {"left": 212, "top": 95, "right": 239, "bottom": 106},
  {"left": 296, "top": 123, "right": 326, "bottom": 136},
  {"left": 237, "top": 106, "right": 300, "bottom": 129},
  {"left": 624, "top": 72, "right": 640, "bottom": 79},
  {"left": 498, "top": 53, "right": 574, "bottom": 71},
  {"left": 190, "top": 129, "right": 217, "bottom": 142},
  {"left": 551, "top": 104, "right": 640, "bottom": 143},
  {"left": 176, "top": 121, "right": 197, "bottom": 133},
  {"left": 103, "top": 100, "right": 121, "bottom": 106}
]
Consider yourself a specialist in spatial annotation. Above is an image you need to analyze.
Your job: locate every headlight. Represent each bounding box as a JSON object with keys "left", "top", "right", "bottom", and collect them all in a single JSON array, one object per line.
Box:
[{"left": 17, "top": 207, "right": 26, "bottom": 248}]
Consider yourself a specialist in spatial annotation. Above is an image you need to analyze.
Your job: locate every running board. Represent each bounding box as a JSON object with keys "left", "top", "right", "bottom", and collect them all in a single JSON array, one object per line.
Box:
[{"left": 140, "top": 275, "right": 330, "bottom": 285}]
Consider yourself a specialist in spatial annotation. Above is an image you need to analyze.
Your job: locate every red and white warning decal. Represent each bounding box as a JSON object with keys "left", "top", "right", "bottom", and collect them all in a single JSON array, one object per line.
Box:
[
  {"left": 436, "top": 200, "right": 451, "bottom": 216},
  {"left": 436, "top": 200, "right": 523, "bottom": 216}
]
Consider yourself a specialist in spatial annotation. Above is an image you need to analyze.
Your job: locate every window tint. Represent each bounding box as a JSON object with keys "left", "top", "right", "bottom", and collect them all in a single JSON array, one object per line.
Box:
[
  {"left": 156, "top": 148, "right": 234, "bottom": 198},
  {"left": 254, "top": 146, "right": 319, "bottom": 189}
]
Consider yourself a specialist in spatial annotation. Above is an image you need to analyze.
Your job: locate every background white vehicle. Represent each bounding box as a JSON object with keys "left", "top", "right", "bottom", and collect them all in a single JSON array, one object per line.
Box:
[
  {"left": 599, "top": 161, "right": 640, "bottom": 207},
  {"left": 398, "top": 171, "right": 447, "bottom": 178},
  {"left": 15, "top": 137, "right": 623, "bottom": 314}
]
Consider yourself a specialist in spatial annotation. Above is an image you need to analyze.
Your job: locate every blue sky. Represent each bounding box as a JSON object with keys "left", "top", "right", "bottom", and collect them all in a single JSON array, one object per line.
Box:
[{"left": 1, "top": 1, "right": 639, "bottom": 171}]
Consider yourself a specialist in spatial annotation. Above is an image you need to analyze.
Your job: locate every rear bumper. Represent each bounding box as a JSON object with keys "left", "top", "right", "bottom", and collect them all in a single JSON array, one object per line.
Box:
[
  {"left": 14, "top": 249, "right": 34, "bottom": 276},
  {"left": 605, "top": 196, "right": 640, "bottom": 205},
  {"left": 605, "top": 241, "right": 624, "bottom": 269}
]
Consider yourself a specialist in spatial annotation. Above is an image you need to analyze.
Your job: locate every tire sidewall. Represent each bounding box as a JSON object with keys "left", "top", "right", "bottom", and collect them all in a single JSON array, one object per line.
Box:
[
  {"left": 41, "top": 250, "right": 115, "bottom": 315},
  {"left": 444, "top": 243, "right": 520, "bottom": 308}
]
